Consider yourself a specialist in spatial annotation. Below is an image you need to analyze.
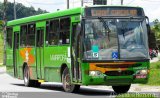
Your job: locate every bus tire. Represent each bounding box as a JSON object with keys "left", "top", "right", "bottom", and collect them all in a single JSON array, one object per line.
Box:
[
  {"left": 23, "top": 66, "right": 40, "bottom": 87},
  {"left": 62, "top": 67, "right": 80, "bottom": 93},
  {"left": 112, "top": 85, "right": 131, "bottom": 94}
]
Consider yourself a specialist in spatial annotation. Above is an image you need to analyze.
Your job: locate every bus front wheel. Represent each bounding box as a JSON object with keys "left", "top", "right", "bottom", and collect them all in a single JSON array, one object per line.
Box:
[
  {"left": 23, "top": 66, "right": 40, "bottom": 87},
  {"left": 112, "top": 85, "right": 131, "bottom": 94},
  {"left": 62, "top": 67, "right": 80, "bottom": 93}
]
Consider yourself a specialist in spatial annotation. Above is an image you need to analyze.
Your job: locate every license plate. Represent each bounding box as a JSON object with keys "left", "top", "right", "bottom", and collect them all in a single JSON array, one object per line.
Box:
[{"left": 136, "top": 75, "right": 147, "bottom": 79}]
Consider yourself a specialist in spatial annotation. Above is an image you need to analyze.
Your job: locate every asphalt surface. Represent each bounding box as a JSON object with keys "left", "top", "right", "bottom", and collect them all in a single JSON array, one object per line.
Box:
[
  {"left": 0, "top": 73, "right": 116, "bottom": 98},
  {"left": 0, "top": 73, "right": 160, "bottom": 98}
]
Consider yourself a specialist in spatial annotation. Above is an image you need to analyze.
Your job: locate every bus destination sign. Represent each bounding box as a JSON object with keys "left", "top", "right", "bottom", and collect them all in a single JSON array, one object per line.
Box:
[
  {"left": 85, "top": 7, "right": 144, "bottom": 17},
  {"left": 91, "top": 9, "right": 137, "bottom": 16}
]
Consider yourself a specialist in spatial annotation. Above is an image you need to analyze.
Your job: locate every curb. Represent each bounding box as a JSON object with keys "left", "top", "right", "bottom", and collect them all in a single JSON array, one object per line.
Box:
[{"left": 0, "top": 66, "right": 6, "bottom": 74}]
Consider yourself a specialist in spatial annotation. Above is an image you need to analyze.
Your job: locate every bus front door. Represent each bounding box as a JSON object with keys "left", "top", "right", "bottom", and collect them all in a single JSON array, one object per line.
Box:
[
  {"left": 71, "top": 23, "right": 82, "bottom": 82},
  {"left": 13, "top": 32, "right": 19, "bottom": 77},
  {"left": 36, "top": 28, "right": 44, "bottom": 79}
]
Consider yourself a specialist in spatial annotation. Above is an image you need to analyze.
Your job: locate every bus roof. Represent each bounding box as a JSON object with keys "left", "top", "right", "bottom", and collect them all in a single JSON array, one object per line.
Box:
[
  {"left": 7, "top": 7, "right": 82, "bottom": 26},
  {"left": 7, "top": 5, "right": 143, "bottom": 26}
]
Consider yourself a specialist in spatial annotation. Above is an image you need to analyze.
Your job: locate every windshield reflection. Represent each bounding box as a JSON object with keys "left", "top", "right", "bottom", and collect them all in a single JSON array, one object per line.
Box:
[
  {"left": 84, "top": 18, "right": 149, "bottom": 60},
  {"left": 117, "top": 19, "right": 148, "bottom": 59}
]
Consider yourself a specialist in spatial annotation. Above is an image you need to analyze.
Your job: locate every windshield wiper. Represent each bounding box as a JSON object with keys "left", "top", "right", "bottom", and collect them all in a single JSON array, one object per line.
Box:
[{"left": 98, "top": 17, "right": 111, "bottom": 41}]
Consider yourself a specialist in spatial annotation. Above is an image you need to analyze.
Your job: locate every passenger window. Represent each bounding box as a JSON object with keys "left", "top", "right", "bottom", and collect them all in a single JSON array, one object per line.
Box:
[
  {"left": 59, "top": 18, "right": 70, "bottom": 44},
  {"left": 49, "top": 20, "right": 59, "bottom": 45},
  {"left": 27, "top": 24, "right": 35, "bottom": 47},
  {"left": 46, "top": 17, "right": 71, "bottom": 46},
  {"left": 7, "top": 27, "right": 13, "bottom": 48},
  {"left": 20, "top": 25, "right": 27, "bottom": 47},
  {"left": 46, "top": 20, "right": 59, "bottom": 45}
]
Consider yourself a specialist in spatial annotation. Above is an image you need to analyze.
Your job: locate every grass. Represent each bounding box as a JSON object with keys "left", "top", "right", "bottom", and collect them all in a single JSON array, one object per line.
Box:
[
  {"left": 116, "top": 93, "right": 156, "bottom": 98},
  {"left": 146, "top": 61, "right": 160, "bottom": 86},
  {"left": 0, "top": 33, "right": 3, "bottom": 66},
  {"left": 150, "top": 61, "right": 160, "bottom": 69}
]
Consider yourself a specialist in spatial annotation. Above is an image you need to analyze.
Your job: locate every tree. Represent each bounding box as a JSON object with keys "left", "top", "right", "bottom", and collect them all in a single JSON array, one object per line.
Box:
[
  {"left": 3, "top": 0, "right": 7, "bottom": 65},
  {"left": 151, "top": 19, "right": 160, "bottom": 49},
  {"left": 0, "top": 1, "right": 48, "bottom": 21},
  {"left": 153, "top": 19, "right": 160, "bottom": 40},
  {"left": 148, "top": 29, "right": 157, "bottom": 49},
  {"left": 0, "top": 1, "right": 48, "bottom": 64}
]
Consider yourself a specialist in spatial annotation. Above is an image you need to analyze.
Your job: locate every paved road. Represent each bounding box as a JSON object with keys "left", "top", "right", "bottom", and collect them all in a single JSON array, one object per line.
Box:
[
  {"left": 0, "top": 73, "right": 160, "bottom": 98},
  {"left": 0, "top": 73, "right": 116, "bottom": 98}
]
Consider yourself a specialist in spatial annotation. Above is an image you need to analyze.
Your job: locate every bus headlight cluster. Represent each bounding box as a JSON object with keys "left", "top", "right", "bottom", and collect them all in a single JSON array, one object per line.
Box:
[
  {"left": 135, "top": 69, "right": 148, "bottom": 79},
  {"left": 136, "top": 69, "right": 148, "bottom": 75},
  {"left": 89, "top": 71, "right": 102, "bottom": 76},
  {"left": 139, "top": 69, "right": 148, "bottom": 75}
]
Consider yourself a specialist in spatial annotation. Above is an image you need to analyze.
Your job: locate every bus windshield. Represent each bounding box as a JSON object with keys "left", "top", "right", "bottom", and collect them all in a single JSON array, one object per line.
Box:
[{"left": 83, "top": 18, "right": 149, "bottom": 60}]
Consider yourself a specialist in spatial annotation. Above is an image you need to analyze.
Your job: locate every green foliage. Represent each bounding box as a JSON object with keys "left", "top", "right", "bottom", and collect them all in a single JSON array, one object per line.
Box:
[
  {"left": 150, "top": 61, "right": 160, "bottom": 69},
  {"left": 147, "top": 69, "right": 160, "bottom": 86},
  {"left": 0, "top": 1, "right": 48, "bottom": 21},
  {"left": 0, "top": 20, "right": 3, "bottom": 34},
  {"left": 152, "top": 19, "right": 160, "bottom": 40},
  {"left": 116, "top": 93, "right": 156, "bottom": 98},
  {"left": 0, "top": 33, "right": 3, "bottom": 64},
  {"left": 146, "top": 62, "right": 160, "bottom": 86}
]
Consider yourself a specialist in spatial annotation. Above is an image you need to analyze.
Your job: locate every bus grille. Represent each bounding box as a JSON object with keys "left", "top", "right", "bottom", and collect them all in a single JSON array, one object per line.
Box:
[
  {"left": 105, "top": 70, "right": 134, "bottom": 76},
  {"left": 96, "top": 64, "right": 141, "bottom": 68}
]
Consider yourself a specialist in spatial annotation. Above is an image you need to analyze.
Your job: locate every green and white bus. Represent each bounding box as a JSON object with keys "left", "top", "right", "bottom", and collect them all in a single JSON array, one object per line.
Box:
[{"left": 6, "top": 6, "right": 150, "bottom": 93}]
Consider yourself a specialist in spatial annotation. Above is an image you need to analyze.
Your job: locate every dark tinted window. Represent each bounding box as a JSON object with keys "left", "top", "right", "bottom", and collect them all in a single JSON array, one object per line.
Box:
[
  {"left": 27, "top": 24, "right": 35, "bottom": 46},
  {"left": 59, "top": 18, "right": 70, "bottom": 44},
  {"left": 20, "top": 24, "right": 35, "bottom": 47},
  {"left": 46, "top": 17, "right": 71, "bottom": 46},
  {"left": 7, "top": 27, "right": 13, "bottom": 48},
  {"left": 20, "top": 25, "right": 27, "bottom": 47},
  {"left": 47, "top": 19, "right": 59, "bottom": 45}
]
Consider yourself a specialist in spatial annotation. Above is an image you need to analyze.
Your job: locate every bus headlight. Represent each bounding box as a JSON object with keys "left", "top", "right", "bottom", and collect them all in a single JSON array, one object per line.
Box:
[
  {"left": 139, "top": 69, "right": 148, "bottom": 75},
  {"left": 89, "top": 71, "right": 102, "bottom": 76},
  {"left": 136, "top": 69, "right": 148, "bottom": 75},
  {"left": 135, "top": 69, "right": 148, "bottom": 79}
]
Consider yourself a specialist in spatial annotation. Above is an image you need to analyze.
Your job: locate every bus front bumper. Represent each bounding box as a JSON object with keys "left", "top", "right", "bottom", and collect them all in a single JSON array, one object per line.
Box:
[{"left": 82, "top": 74, "right": 149, "bottom": 86}]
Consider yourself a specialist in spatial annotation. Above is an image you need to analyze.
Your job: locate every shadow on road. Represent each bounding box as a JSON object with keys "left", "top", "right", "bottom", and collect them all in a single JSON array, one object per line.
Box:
[
  {"left": 12, "top": 83, "right": 116, "bottom": 96},
  {"left": 76, "top": 88, "right": 115, "bottom": 96},
  {"left": 12, "top": 83, "right": 63, "bottom": 92}
]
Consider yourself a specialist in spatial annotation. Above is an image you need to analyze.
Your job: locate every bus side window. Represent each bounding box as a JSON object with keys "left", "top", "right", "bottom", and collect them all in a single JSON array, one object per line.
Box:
[
  {"left": 7, "top": 27, "right": 13, "bottom": 48},
  {"left": 59, "top": 18, "right": 70, "bottom": 44},
  {"left": 20, "top": 25, "right": 27, "bottom": 47},
  {"left": 46, "top": 21, "right": 49, "bottom": 46},
  {"left": 26, "top": 24, "right": 36, "bottom": 47},
  {"left": 48, "top": 19, "right": 59, "bottom": 45}
]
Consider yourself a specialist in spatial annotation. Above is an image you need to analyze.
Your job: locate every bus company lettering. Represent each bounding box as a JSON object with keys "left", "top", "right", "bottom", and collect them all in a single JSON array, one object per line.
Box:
[{"left": 50, "top": 54, "right": 67, "bottom": 61}]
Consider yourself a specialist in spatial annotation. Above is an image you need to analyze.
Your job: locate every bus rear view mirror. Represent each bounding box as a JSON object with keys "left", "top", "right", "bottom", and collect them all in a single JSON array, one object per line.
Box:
[
  {"left": 145, "top": 16, "right": 151, "bottom": 35},
  {"left": 146, "top": 24, "right": 151, "bottom": 35}
]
